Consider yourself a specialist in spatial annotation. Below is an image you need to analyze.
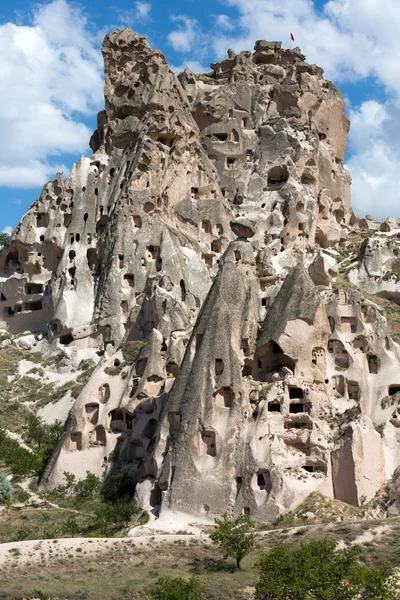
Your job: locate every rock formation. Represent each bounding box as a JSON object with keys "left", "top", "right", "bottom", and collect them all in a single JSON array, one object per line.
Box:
[{"left": 1, "top": 29, "right": 400, "bottom": 522}]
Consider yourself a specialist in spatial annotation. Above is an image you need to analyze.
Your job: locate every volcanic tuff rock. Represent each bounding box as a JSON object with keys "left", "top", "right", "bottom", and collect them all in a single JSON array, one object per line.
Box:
[{"left": 1, "top": 29, "right": 400, "bottom": 522}]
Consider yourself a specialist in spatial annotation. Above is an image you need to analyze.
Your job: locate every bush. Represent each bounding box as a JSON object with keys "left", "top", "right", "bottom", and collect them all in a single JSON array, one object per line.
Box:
[
  {"left": 0, "top": 474, "right": 12, "bottom": 503},
  {"left": 101, "top": 469, "right": 135, "bottom": 502},
  {"left": 255, "top": 539, "right": 399, "bottom": 600},
  {"left": 144, "top": 575, "right": 206, "bottom": 600},
  {"left": 75, "top": 471, "right": 102, "bottom": 498},
  {"left": 210, "top": 513, "right": 255, "bottom": 569},
  {"left": 61, "top": 516, "right": 80, "bottom": 537},
  {"left": 94, "top": 496, "right": 141, "bottom": 532}
]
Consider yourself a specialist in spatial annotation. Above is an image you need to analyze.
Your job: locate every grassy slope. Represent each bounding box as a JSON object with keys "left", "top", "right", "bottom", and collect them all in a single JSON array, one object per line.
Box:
[{"left": 1, "top": 517, "right": 400, "bottom": 600}]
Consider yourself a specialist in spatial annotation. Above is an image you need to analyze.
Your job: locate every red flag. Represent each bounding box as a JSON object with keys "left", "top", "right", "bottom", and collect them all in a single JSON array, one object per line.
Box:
[{"left": 290, "top": 33, "right": 295, "bottom": 41}]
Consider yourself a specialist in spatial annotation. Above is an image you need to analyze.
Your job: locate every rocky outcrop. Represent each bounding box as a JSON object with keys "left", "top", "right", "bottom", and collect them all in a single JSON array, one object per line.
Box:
[
  {"left": 2, "top": 29, "right": 400, "bottom": 522},
  {"left": 349, "top": 235, "right": 400, "bottom": 302}
]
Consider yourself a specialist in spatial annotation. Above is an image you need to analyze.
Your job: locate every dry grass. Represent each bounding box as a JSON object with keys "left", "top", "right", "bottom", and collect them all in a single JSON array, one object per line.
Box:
[{"left": 2, "top": 517, "right": 400, "bottom": 600}]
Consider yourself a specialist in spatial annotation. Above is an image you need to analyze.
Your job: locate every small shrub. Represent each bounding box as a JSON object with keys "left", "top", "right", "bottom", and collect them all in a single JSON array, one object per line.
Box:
[
  {"left": 0, "top": 474, "right": 12, "bottom": 503},
  {"left": 144, "top": 575, "right": 206, "bottom": 600},
  {"left": 61, "top": 516, "right": 80, "bottom": 537}
]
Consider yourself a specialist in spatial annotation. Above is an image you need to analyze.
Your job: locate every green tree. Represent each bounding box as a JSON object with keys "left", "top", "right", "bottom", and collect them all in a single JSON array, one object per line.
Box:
[
  {"left": 61, "top": 516, "right": 80, "bottom": 537},
  {"left": 255, "top": 539, "right": 399, "bottom": 600},
  {"left": 62, "top": 471, "right": 76, "bottom": 495},
  {"left": 113, "top": 496, "right": 140, "bottom": 526},
  {"left": 0, "top": 232, "right": 10, "bottom": 250},
  {"left": 101, "top": 469, "right": 135, "bottom": 502},
  {"left": 210, "top": 513, "right": 255, "bottom": 569},
  {"left": 26, "top": 414, "right": 47, "bottom": 450},
  {"left": 94, "top": 496, "right": 140, "bottom": 532},
  {"left": 144, "top": 576, "right": 206, "bottom": 600},
  {"left": 0, "top": 474, "right": 12, "bottom": 503},
  {"left": 75, "top": 471, "right": 102, "bottom": 498}
]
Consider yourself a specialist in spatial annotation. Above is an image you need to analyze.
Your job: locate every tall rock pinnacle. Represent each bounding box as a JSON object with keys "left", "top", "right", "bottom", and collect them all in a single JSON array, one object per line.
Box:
[{"left": 1, "top": 29, "right": 398, "bottom": 523}]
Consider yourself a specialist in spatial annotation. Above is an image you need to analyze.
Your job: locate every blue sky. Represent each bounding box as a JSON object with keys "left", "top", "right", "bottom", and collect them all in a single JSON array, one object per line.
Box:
[{"left": 0, "top": 0, "right": 399, "bottom": 232}]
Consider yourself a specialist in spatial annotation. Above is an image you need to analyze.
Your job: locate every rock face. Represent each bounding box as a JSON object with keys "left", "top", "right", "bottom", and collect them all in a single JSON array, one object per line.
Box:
[
  {"left": 1, "top": 29, "right": 400, "bottom": 522},
  {"left": 349, "top": 235, "right": 400, "bottom": 302}
]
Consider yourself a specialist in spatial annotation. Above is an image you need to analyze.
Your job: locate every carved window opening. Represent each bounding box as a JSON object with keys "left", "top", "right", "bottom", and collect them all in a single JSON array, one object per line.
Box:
[
  {"left": 26, "top": 283, "right": 43, "bottom": 295},
  {"left": 289, "top": 386, "right": 304, "bottom": 400},
  {"left": 284, "top": 419, "right": 312, "bottom": 430},
  {"left": 166, "top": 362, "right": 179, "bottom": 378},
  {"left": 133, "top": 215, "right": 142, "bottom": 228},
  {"left": 241, "top": 338, "right": 251, "bottom": 357},
  {"left": 147, "top": 246, "right": 158, "bottom": 260},
  {"left": 214, "top": 387, "right": 234, "bottom": 408},
  {"left": 202, "top": 253, "right": 213, "bottom": 268},
  {"left": 268, "top": 401, "right": 281, "bottom": 413},
  {"left": 94, "top": 426, "right": 106, "bottom": 445},
  {"left": 256, "top": 470, "right": 272, "bottom": 493},
  {"left": 128, "top": 439, "right": 144, "bottom": 461},
  {"left": 109, "top": 409, "right": 124, "bottom": 432},
  {"left": 191, "top": 187, "right": 199, "bottom": 199},
  {"left": 180, "top": 279, "right": 186, "bottom": 301},
  {"left": 267, "top": 165, "right": 289, "bottom": 186},
  {"left": 118, "top": 254, "right": 124, "bottom": 268},
  {"left": 129, "top": 378, "right": 139, "bottom": 398},
  {"left": 67, "top": 432, "right": 82, "bottom": 451},
  {"left": 215, "top": 359, "right": 224, "bottom": 375},
  {"left": 214, "top": 132, "right": 228, "bottom": 142},
  {"left": 234, "top": 250, "right": 241, "bottom": 263},
  {"left": 84, "top": 403, "right": 99, "bottom": 425},
  {"left": 201, "top": 431, "right": 216, "bottom": 456},
  {"left": 226, "top": 157, "right": 236, "bottom": 169},
  {"left": 353, "top": 336, "right": 369, "bottom": 353},
  {"left": 60, "top": 334, "right": 74, "bottom": 345},
  {"left": 332, "top": 375, "right": 345, "bottom": 396},
  {"left": 99, "top": 383, "right": 110, "bottom": 402},
  {"left": 64, "top": 213, "right": 72, "bottom": 227},
  {"left": 236, "top": 476, "right": 243, "bottom": 496},
  {"left": 389, "top": 385, "right": 400, "bottom": 396},
  {"left": 255, "top": 341, "right": 295, "bottom": 381},
  {"left": 36, "top": 213, "right": 49, "bottom": 227},
  {"left": 348, "top": 381, "right": 360, "bottom": 400},
  {"left": 289, "top": 402, "right": 310, "bottom": 414},
  {"left": 196, "top": 334, "right": 203, "bottom": 351},
  {"left": 135, "top": 358, "right": 148, "bottom": 377},
  {"left": 312, "top": 347, "right": 325, "bottom": 366},
  {"left": 123, "top": 273, "right": 134, "bottom": 287},
  {"left": 201, "top": 220, "right": 211, "bottom": 234},
  {"left": 341, "top": 316, "right": 357, "bottom": 333},
  {"left": 150, "top": 487, "right": 162, "bottom": 510},
  {"left": 367, "top": 354, "right": 379, "bottom": 374},
  {"left": 143, "top": 418, "right": 157, "bottom": 439},
  {"left": 211, "top": 239, "right": 223, "bottom": 253},
  {"left": 157, "top": 134, "right": 175, "bottom": 147}
]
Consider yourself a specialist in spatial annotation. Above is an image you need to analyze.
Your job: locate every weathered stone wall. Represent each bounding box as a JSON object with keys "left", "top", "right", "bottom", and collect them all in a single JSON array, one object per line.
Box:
[{"left": 2, "top": 29, "right": 400, "bottom": 522}]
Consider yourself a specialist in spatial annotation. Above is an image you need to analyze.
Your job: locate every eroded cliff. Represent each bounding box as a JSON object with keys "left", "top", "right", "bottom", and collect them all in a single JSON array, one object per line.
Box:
[{"left": 1, "top": 29, "right": 400, "bottom": 523}]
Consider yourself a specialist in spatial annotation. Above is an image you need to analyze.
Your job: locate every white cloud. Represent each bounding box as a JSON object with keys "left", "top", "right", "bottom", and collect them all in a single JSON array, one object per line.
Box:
[
  {"left": 136, "top": 2, "right": 152, "bottom": 20},
  {"left": 168, "top": 16, "right": 198, "bottom": 53},
  {"left": 0, "top": 0, "right": 104, "bottom": 188},
  {"left": 214, "top": 15, "right": 234, "bottom": 30},
  {"left": 2, "top": 226, "right": 13, "bottom": 235},
  {"left": 346, "top": 99, "right": 400, "bottom": 219},
  {"left": 171, "top": 60, "right": 210, "bottom": 75}
]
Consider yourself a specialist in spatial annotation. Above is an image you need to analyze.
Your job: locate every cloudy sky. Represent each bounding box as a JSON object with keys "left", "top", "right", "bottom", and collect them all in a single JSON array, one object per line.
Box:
[{"left": 0, "top": 0, "right": 398, "bottom": 233}]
